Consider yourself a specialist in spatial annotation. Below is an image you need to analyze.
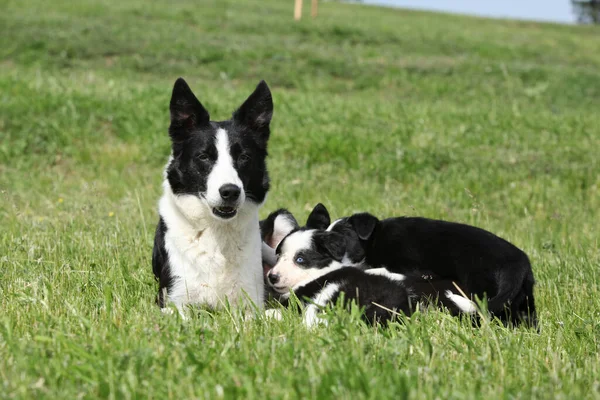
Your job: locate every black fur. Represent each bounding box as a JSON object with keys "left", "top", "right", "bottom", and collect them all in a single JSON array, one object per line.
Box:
[
  {"left": 279, "top": 268, "right": 467, "bottom": 325},
  {"left": 334, "top": 212, "right": 537, "bottom": 327},
  {"left": 152, "top": 218, "right": 171, "bottom": 307},
  {"left": 305, "top": 203, "right": 331, "bottom": 229}
]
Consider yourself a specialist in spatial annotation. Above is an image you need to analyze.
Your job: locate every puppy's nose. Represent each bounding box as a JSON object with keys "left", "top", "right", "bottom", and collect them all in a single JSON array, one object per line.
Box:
[
  {"left": 267, "top": 271, "right": 280, "bottom": 286},
  {"left": 219, "top": 184, "right": 241, "bottom": 201}
]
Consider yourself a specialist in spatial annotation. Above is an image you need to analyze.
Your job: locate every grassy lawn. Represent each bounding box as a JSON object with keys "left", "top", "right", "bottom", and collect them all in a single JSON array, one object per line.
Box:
[{"left": 1, "top": 0, "right": 600, "bottom": 398}]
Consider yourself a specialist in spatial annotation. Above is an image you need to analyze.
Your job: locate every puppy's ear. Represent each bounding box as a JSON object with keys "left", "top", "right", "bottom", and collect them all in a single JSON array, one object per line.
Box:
[
  {"left": 233, "top": 80, "right": 273, "bottom": 141},
  {"left": 306, "top": 203, "right": 330, "bottom": 229},
  {"left": 261, "top": 209, "right": 299, "bottom": 249},
  {"left": 315, "top": 231, "right": 346, "bottom": 262},
  {"left": 169, "top": 78, "right": 210, "bottom": 141},
  {"left": 349, "top": 213, "right": 379, "bottom": 241}
]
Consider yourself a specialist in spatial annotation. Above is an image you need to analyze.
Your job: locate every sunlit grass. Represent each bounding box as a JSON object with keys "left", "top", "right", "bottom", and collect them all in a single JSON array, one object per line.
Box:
[{"left": 1, "top": 0, "right": 599, "bottom": 398}]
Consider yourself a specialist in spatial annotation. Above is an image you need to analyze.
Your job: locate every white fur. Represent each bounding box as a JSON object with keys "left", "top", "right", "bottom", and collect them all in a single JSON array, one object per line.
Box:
[
  {"left": 304, "top": 283, "right": 341, "bottom": 328},
  {"left": 272, "top": 214, "right": 297, "bottom": 246},
  {"left": 205, "top": 129, "right": 245, "bottom": 209},
  {"left": 340, "top": 253, "right": 364, "bottom": 268},
  {"left": 264, "top": 308, "right": 283, "bottom": 321},
  {"left": 444, "top": 290, "right": 477, "bottom": 313},
  {"left": 326, "top": 219, "right": 342, "bottom": 232},
  {"left": 365, "top": 268, "right": 406, "bottom": 281},
  {"left": 158, "top": 128, "right": 264, "bottom": 315}
]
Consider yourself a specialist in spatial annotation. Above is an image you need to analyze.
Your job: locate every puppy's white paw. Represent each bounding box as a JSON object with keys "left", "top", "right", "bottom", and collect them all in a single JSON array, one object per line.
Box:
[
  {"left": 445, "top": 290, "right": 477, "bottom": 314},
  {"left": 161, "top": 307, "right": 175, "bottom": 315},
  {"left": 264, "top": 309, "right": 283, "bottom": 321},
  {"left": 303, "top": 305, "right": 328, "bottom": 328}
]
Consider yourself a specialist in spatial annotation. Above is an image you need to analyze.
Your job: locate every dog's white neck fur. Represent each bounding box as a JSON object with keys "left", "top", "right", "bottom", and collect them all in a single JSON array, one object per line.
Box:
[{"left": 159, "top": 129, "right": 264, "bottom": 314}]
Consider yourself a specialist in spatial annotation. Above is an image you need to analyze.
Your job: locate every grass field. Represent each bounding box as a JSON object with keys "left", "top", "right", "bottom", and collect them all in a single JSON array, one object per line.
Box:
[{"left": 1, "top": 0, "right": 600, "bottom": 398}]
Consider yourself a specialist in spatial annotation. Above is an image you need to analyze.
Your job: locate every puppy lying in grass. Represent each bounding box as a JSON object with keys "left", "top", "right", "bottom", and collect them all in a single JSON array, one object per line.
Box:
[
  {"left": 260, "top": 208, "right": 478, "bottom": 327},
  {"left": 263, "top": 204, "right": 537, "bottom": 328}
]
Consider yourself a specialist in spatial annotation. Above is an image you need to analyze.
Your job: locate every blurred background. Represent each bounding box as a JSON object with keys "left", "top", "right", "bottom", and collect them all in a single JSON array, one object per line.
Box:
[{"left": 361, "top": 0, "right": 600, "bottom": 24}]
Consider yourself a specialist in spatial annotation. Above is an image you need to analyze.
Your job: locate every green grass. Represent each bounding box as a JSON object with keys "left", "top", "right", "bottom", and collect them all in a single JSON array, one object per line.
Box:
[{"left": 1, "top": 0, "right": 600, "bottom": 398}]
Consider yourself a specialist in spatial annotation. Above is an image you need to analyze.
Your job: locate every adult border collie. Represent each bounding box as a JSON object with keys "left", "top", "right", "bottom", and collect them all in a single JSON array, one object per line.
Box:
[
  {"left": 153, "top": 78, "right": 273, "bottom": 315},
  {"left": 269, "top": 204, "right": 537, "bottom": 327}
]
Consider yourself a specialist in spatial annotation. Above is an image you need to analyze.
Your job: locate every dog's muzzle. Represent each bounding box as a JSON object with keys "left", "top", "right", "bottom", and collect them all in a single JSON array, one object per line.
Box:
[{"left": 212, "top": 184, "right": 242, "bottom": 219}]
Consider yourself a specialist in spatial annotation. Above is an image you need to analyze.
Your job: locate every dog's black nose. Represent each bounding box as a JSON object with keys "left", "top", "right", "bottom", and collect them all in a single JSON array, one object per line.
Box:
[
  {"left": 219, "top": 184, "right": 241, "bottom": 201},
  {"left": 267, "top": 272, "right": 280, "bottom": 286}
]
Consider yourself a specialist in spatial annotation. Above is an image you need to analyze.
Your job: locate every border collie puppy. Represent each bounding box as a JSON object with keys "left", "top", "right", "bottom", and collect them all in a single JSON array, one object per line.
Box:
[
  {"left": 278, "top": 267, "right": 468, "bottom": 327},
  {"left": 152, "top": 78, "right": 273, "bottom": 315},
  {"left": 262, "top": 209, "right": 477, "bottom": 326},
  {"left": 307, "top": 204, "right": 537, "bottom": 327}
]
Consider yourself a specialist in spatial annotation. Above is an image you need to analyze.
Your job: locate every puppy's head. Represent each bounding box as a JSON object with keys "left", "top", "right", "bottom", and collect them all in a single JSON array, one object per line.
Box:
[
  {"left": 165, "top": 78, "right": 273, "bottom": 224},
  {"left": 266, "top": 204, "right": 348, "bottom": 293},
  {"left": 325, "top": 212, "right": 380, "bottom": 266}
]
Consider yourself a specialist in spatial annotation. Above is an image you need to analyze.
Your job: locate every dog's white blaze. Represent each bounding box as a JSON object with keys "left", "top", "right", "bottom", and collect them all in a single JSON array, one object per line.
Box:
[
  {"left": 304, "top": 283, "right": 340, "bottom": 328},
  {"left": 205, "top": 128, "right": 244, "bottom": 208},
  {"left": 444, "top": 290, "right": 477, "bottom": 313},
  {"left": 365, "top": 268, "right": 406, "bottom": 282},
  {"left": 281, "top": 229, "right": 314, "bottom": 254}
]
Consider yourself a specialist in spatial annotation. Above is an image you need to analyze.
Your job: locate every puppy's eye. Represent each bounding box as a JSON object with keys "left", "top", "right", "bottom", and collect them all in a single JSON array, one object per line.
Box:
[
  {"left": 239, "top": 154, "right": 251, "bottom": 164},
  {"left": 196, "top": 153, "right": 210, "bottom": 162},
  {"left": 295, "top": 256, "right": 305, "bottom": 265}
]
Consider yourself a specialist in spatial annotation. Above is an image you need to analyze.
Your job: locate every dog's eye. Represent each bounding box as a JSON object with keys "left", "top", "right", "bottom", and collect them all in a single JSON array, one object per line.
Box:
[
  {"left": 238, "top": 154, "right": 251, "bottom": 164},
  {"left": 295, "top": 256, "right": 304, "bottom": 265},
  {"left": 196, "top": 153, "right": 210, "bottom": 162}
]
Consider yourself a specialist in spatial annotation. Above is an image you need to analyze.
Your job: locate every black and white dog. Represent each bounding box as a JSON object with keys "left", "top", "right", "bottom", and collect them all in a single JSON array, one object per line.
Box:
[
  {"left": 261, "top": 208, "right": 476, "bottom": 326},
  {"left": 152, "top": 78, "right": 273, "bottom": 316},
  {"left": 267, "top": 204, "right": 537, "bottom": 327}
]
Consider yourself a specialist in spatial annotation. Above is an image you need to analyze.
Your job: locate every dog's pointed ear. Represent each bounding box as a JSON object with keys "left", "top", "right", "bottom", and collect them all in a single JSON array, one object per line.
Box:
[
  {"left": 315, "top": 231, "right": 346, "bottom": 262},
  {"left": 261, "top": 209, "right": 299, "bottom": 249},
  {"left": 349, "top": 213, "right": 379, "bottom": 241},
  {"left": 233, "top": 80, "right": 273, "bottom": 135},
  {"left": 169, "top": 78, "right": 210, "bottom": 140},
  {"left": 306, "top": 203, "right": 330, "bottom": 230}
]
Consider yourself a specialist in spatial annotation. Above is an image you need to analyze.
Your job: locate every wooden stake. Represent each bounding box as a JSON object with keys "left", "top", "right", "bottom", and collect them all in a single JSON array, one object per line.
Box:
[
  {"left": 294, "top": 0, "right": 303, "bottom": 20},
  {"left": 311, "top": 0, "right": 318, "bottom": 18}
]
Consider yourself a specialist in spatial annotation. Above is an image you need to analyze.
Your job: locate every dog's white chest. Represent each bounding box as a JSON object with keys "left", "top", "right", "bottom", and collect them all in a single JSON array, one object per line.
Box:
[{"left": 161, "top": 206, "right": 264, "bottom": 311}]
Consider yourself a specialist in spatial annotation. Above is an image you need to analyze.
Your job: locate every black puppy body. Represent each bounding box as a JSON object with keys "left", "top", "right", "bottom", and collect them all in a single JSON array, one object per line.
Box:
[
  {"left": 330, "top": 212, "right": 537, "bottom": 327},
  {"left": 279, "top": 267, "right": 468, "bottom": 326}
]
